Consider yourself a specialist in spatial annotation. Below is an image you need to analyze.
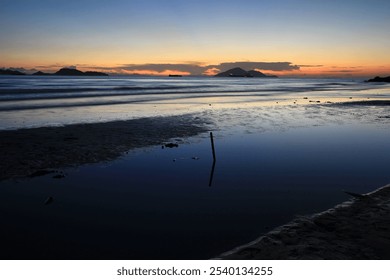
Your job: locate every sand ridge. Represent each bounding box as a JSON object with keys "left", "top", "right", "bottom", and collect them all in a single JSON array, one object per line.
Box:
[{"left": 218, "top": 184, "right": 390, "bottom": 259}]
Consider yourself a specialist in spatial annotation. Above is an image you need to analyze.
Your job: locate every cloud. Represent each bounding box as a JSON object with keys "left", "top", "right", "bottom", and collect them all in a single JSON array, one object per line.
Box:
[
  {"left": 325, "top": 69, "right": 362, "bottom": 73},
  {"left": 33, "top": 61, "right": 301, "bottom": 76},
  {"left": 325, "top": 66, "right": 364, "bottom": 73},
  {"left": 97, "top": 61, "right": 300, "bottom": 75},
  {"left": 119, "top": 63, "right": 205, "bottom": 75},
  {"left": 119, "top": 69, "right": 191, "bottom": 76},
  {"left": 4, "top": 67, "right": 37, "bottom": 74},
  {"left": 298, "top": 64, "right": 324, "bottom": 68},
  {"left": 203, "top": 67, "right": 220, "bottom": 75},
  {"left": 209, "top": 62, "right": 300, "bottom": 72},
  {"left": 35, "top": 64, "right": 89, "bottom": 72}
]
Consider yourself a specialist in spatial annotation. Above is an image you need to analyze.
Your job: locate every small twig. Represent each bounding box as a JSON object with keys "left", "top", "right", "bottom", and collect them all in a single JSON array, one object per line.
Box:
[{"left": 210, "top": 132, "right": 216, "bottom": 161}]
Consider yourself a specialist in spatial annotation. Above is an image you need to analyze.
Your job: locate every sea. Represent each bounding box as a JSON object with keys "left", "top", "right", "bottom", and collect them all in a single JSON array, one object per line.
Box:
[
  {"left": 1, "top": 75, "right": 390, "bottom": 259},
  {"left": 1, "top": 75, "right": 389, "bottom": 129}
]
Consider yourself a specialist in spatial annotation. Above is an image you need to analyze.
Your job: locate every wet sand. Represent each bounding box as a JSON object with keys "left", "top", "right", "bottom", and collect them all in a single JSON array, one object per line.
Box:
[
  {"left": 218, "top": 184, "right": 390, "bottom": 259},
  {"left": 335, "top": 100, "right": 390, "bottom": 106},
  {"left": 0, "top": 114, "right": 210, "bottom": 181}
]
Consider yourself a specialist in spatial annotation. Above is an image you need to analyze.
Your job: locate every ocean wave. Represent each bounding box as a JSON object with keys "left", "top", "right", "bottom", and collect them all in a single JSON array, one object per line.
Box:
[
  {"left": 1, "top": 77, "right": 388, "bottom": 113},
  {"left": 0, "top": 88, "right": 293, "bottom": 102},
  {"left": 0, "top": 84, "right": 216, "bottom": 95},
  {"left": 0, "top": 92, "right": 279, "bottom": 111}
]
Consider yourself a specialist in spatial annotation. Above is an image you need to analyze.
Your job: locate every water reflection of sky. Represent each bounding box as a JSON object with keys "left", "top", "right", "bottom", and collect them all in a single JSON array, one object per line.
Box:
[
  {"left": 1, "top": 76, "right": 390, "bottom": 130},
  {"left": 1, "top": 106, "right": 389, "bottom": 259}
]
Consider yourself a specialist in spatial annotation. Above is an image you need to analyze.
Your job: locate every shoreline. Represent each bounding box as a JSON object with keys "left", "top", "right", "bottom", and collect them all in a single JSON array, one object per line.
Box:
[
  {"left": 217, "top": 184, "right": 390, "bottom": 259},
  {"left": 2, "top": 98, "right": 388, "bottom": 180},
  {"left": 0, "top": 114, "right": 210, "bottom": 181}
]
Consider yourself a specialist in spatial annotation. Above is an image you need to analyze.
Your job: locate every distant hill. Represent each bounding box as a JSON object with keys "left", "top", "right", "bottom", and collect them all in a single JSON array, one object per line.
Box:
[
  {"left": 247, "top": 69, "right": 267, "bottom": 77},
  {"left": 215, "top": 67, "right": 277, "bottom": 78},
  {"left": 248, "top": 70, "right": 277, "bottom": 78},
  {"left": 31, "top": 68, "right": 109, "bottom": 76},
  {"left": 84, "top": 71, "right": 109, "bottom": 76},
  {"left": 55, "top": 68, "right": 85, "bottom": 76},
  {"left": 0, "top": 69, "right": 26, "bottom": 75},
  {"left": 366, "top": 76, "right": 390, "bottom": 83},
  {"left": 215, "top": 67, "right": 250, "bottom": 77},
  {"left": 1, "top": 67, "right": 108, "bottom": 76},
  {"left": 32, "top": 71, "right": 51, "bottom": 76},
  {"left": 54, "top": 68, "right": 108, "bottom": 76}
]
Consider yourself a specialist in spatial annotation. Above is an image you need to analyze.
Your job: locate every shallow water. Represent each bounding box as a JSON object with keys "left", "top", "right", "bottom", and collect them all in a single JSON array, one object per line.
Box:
[{"left": 0, "top": 100, "right": 389, "bottom": 259}]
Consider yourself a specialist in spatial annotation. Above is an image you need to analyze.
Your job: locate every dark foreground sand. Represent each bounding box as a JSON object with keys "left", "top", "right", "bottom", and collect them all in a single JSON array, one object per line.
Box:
[
  {"left": 0, "top": 114, "right": 210, "bottom": 181},
  {"left": 218, "top": 184, "right": 390, "bottom": 259}
]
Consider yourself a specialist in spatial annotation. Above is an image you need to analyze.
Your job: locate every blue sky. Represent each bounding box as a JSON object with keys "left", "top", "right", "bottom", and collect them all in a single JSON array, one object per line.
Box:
[{"left": 1, "top": 0, "right": 389, "bottom": 76}]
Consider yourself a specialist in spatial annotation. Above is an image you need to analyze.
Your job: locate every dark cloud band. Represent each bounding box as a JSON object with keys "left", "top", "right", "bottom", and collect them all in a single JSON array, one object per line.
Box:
[
  {"left": 33, "top": 61, "right": 301, "bottom": 75},
  {"left": 114, "top": 61, "right": 300, "bottom": 75}
]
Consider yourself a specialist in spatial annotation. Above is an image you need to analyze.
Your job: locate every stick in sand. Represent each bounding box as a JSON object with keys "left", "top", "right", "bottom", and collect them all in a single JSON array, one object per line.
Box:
[
  {"left": 209, "top": 132, "right": 217, "bottom": 186},
  {"left": 210, "top": 132, "right": 216, "bottom": 161}
]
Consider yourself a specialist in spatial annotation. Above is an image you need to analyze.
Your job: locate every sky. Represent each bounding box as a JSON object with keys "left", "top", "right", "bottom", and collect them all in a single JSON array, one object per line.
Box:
[{"left": 1, "top": 0, "right": 390, "bottom": 77}]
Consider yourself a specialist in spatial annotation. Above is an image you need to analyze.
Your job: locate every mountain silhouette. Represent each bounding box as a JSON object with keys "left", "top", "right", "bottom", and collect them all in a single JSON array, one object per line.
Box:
[
  {"left": 247, "top": 69, "right": 266, "bottom": 77},
  {"left": 55, "top": 68, "right": 85, "bottom": 76},
  {"left": 215, "top": 67, "right": 277, "bottom": 78},
  {"left": 84, "top": 71, "right": 109, "bottom": 76},
  {"left": 54, "top": 68, "right": 108, "bottom": 76},
  {"left": 0, "top": 69, "right": 26, "bottom": 75},
  {"left": 366, "top": 76, "right": 390, "bottom": 83},
  {"left": 215, "top": 67, "right": 250, "bottom": 77},
  {"left": 32, "top": 71, "right": 50, "bottom": 76}
]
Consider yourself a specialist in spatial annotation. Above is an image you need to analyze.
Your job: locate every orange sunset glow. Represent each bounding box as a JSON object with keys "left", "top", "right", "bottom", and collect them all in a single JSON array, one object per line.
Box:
[{"left": 1, "top": 1, "right": 389, "bottom": 78}]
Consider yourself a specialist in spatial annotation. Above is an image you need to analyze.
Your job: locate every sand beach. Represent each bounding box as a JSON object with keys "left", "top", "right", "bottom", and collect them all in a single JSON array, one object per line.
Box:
[{"left": 218, "top": 184, "right": 390, "bottom": 259}]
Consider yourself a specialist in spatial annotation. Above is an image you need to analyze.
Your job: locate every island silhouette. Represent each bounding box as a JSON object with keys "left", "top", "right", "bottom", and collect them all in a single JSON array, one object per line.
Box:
[
  {"left": 0, "top": 69, "right": 26, "bottom": 75},
  {"left": 1, "top": 67, "right": 108, "bottom": 76},
  {"left": 50, "top": 68, "right": 108, "bottom": 76},
  {"left": 215, "top": 67, "right": 277, "bottom": 78},
  {"left": 366, "top": 76, "right": 390, "bottom": 83}
]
